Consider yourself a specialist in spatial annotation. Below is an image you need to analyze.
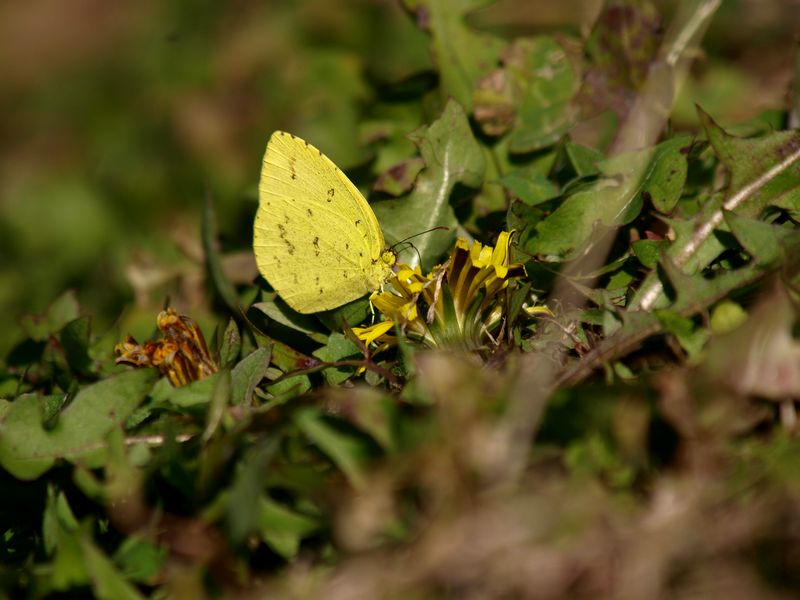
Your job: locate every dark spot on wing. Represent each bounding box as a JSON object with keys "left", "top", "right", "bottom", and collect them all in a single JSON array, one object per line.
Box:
[
  {"left": 327, "top": 188, "right": 335, "bottom": 203},
  {"left": 313, "top": 236, "right": 321, "bottom": 256},
  {"left": 355, "top": 219, "right": 361, "bottom": 226},
  {"left": 277, "top": 223, "right": 295, "bottom": 255},
  {"left": 307, "top": 208, "right": 313, "bottom": 217}
]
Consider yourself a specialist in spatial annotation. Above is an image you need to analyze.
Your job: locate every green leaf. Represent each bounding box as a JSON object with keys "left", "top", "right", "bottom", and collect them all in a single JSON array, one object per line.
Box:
[
  {"left": 81, "top": 536, "right": 147, "bottom": 600},
  {"left": 498, "top": 170, "right": 559, "bottom": 206},
  {"left": 724, "top": 210, "right": 796, "bottom": 266},
  {"left": 525, "top": 136, "right": 689, "bottom": 258},
  {"left": 373, "top": 158, "right": 425, "bottom": 196},
  {"left": 641, "top": 136, "right": 690, "bottom": 213},
  {"left": 579, "top": 0, "right": 662, "bottom": 119},
  {"left": 700, "top": 107, "right": 800, "bottom": 218},
  {"left": 403, "top": 0, "right": 505, "bottom": 111},
  {"left": 374, "top": 100, "right": 485, "bottom": 269},
  {"left": 317, "top": 298, "right": 372, "bottom": 333},
  {"left": 312, "top": 333, "right": 360, "bottom": 385},
  {"left": 42, "top": 486, "right": 79, "bottom": 556},
  {"left": 655, "top": 310, "right": 708, "bottom": 362},
  {"left": 113, "top": 536, "right": 167, "bottom": 584},
  {"left": 294, "top": 408, "right": 373, "bottom": 489},
  {"left": 265, "top": 374, "right": 312, "bottom": 399},
  {"left": 252, "top": 299, "right": 328, "bottom": 343},
  {"left": 19, "top": 290, "right": 80, "bottom": 342},
  {"left": 474, "top": 37, "right": 580, "bottom": 153},
  {"left": 0, "top": 369, "right": 157, "bottom": 480},
  {"left": 203, "top": 193, "right": 241, "bottom": 313},
  {"left": 60, "top": 317, "right": 94, "bottom": 377},
  {"left": 231, "top": 347, "right": 270, "bottom": 406},
  {"left": 217, "top": 318, "right": 241, "bottom": 369},
  {"left": 203, "top": 369, "right": 232, "bottom": 442},
  {"left": 632, "top": 239, "right": 669, "bottom": 269},
  {"left": 41, "top": 393, "right": 70, "bottom": 430},
  {"left": 150, "top": 372, "right": 219, "bottom": 408},
  {"left": 257, "top": 496, "right": 319, "bottom": 559},
  {"left": 226, "top": 441, "right": 277, "bottom": 543},
  {"left": 566, "top": 142, "right": 604, "bottom": 178},
  {"left": 327, "top": 387, "right": 397, "bottom": 452},
  {"left": 51, "top": 527, "right": 89, "bottom": 590},
  {"left": 709, "top": 300, "right": 748, "bottom": 335}
]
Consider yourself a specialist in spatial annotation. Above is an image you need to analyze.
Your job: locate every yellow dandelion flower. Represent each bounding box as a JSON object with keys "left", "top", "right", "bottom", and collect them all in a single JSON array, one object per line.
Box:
[{"left": 355, "top": 231, "right": 534, "bottom": 354}]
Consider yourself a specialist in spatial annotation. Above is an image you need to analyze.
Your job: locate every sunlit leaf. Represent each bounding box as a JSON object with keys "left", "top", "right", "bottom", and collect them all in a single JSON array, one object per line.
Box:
[{"left": 0, "top": 369, "right": 157, "bottom": 480}]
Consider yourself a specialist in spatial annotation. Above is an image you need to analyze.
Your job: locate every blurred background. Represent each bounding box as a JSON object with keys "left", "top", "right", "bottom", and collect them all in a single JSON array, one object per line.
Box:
[{"left": 0, "top": 0, "right": 797, "bottom": 356}]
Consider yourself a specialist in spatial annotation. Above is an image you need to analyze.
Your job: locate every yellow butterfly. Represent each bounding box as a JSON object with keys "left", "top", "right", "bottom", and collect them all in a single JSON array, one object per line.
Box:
[{"left": 253, "top": 131, "right": 396, "bottom": 313}]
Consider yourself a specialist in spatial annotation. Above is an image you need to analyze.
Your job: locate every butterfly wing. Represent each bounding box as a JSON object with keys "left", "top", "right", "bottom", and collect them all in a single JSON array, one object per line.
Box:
[{"left": 253, "top": 131, "right": 391, "bottom": 313}]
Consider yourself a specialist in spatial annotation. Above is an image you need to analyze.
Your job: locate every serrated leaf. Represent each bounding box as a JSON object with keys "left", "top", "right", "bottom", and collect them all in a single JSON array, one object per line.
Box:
[
  {"left": 373, "top": 100, "right": 485, "bottom": 269},
  {"left": 403, "top": 0, "right": 505, "bottom": 111},
  {"left": 700, "top": 107, "right": 800, "bottom": 218},
  {"left": 724, "top": 210, "right": 795, "bottom": 266},
  {"left": 373, "top": 158, "right": 425, "bottom": 196},
  {"left": 0, "top": 369, "right": 157, "bottom": 480},
  {"left": 526, "top": 136, "right": 689, "bottom": 258},
  {"left": 474, "top": 37, "right": 580, "bottom": 153}
]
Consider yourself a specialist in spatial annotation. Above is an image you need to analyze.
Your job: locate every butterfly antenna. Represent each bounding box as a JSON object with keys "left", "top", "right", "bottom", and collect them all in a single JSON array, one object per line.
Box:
[
  {"left": 389, "top": 226, "right": 450, "bottom": 251},
  {"left": 390, "top": 241, "right": 425, "bottom": 266}
]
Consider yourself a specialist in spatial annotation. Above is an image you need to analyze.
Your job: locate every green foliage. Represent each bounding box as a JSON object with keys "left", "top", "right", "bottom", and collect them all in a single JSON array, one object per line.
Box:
[{"left": 2, "top": 0, "right": 800, "bottom": 597}]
